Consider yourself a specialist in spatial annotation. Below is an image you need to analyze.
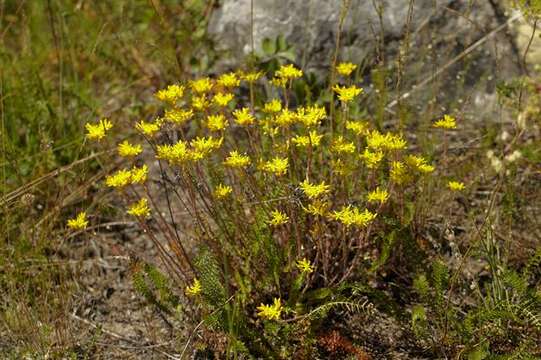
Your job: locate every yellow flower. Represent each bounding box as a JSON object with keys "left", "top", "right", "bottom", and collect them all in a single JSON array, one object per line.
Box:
[
  {"left": 190, "top": 77, "right": 213, "bottom": 94},
  {"left": 346, "top": 120, "right": 368, "bottom": 136},
  {"left": 190, "top": 136, "right": 223, "bottom": 160},
  {"left": 206, "top": 114, "right": 228, "bottom": 132},
  {"left": 85, "top": 118, "right": 113, "bottom": 141},
  {"left": 213, "top": 92, "right": 234, "bottom": 107},
  {"left": 164, "top": 108, "right": 193, "bottom": 125},
  {"left": 263, "top": 99, "right": 282, "bottom": 113},
  {"left": 185, "top": 278, "right": 202, "bottom": 296},
  {"left": 275, "top": 64, "right": 303, "bottom": 80},
  {"left": 67, "top": 211, "right": 89, "bottom": 230},
  {"left": 130, "top": 165, "right": 148, "bottom": 184},
  {"left": 257, "top": 298, "right": 282, "bottom": 321},
  {"left": 191, "top": 95, "right": 209, "bottom": 111},
  {"left": 366, "top": 130, "right": 407, "bottom": 151},
  {"left": 300, "top": 179, "right": 330, "bottom": 199},
  {"left": 105, "top": 169, "right": 132, "bottom": 188},
  {"left": 336, "top": 62, "right": 357, "bottom": 76},
  {"left": 360, "top": 149, "right": 384, "bottom": 169},
  {"left": 331, "top": 206, "right": 376, "bottom": 228},
  {"left": 136, "top": 120, "right": 160, "bottom": 137},
  {"left": 268, "top": 210, "right": 289, "bottom": 226},
  {"left": 241, "top": 71, "right": 264, "bottom": 83},
  {"left": 331, "top": 136, "right": 356, "bottom": 154},
  {"left": 296, "top": 105, "right": 326, "bottom": 127},
  {"left": 405, "top": 155, "right": 434, "bottom": 173},
  {"left": 117, "top": 140, "right": 142, "bottom": 157},
  {"left": 367, "top": 187, "right": 389, "bottom": 204},
  {"left": 271, "top": 77, "right": 288, "bottom": 88},
  {"left": 214, "top": 183, "right": 232, "bottom": 199},
  {"left": 296, "top": 258, "right": 314, "bottom": 274},
  {"left": 261, "top": 157, "right": 289, "bottom": 176},
  {"left": 333, "top": 84, "right": 363, "bottom": 103},
  {"left": 274, "top": 109, "right": 296, "bottom": 127},
  {"left": 155, "top": 84, "right": 184, "bottom": 104},
  {"left": 448, "top": 180, "right": 465, "bottom": 191},
  {"left": 127, "top": 198, "right": 151, "bottom": 218},
  {"left": 433, "top": 114, "right": 457, "bottom": 129},
  {"left": 233, "top": 107, "right": 255, "bottom": 126},
  {"left": 390, "top": 161, "right": 411, "bottom": 184},
  {"left": 217, "top": 72, "right": 240, "bottom": 88},
  {"left": 303, "top": 200, "right": 330, "bottom": 216},
  {"left": 224, "top": 150, "right": 251, "bottom": 168},
  {"left": 156, "top": 141, "right": 192, "bottom": 165},
  {"left": 292, "top": 131, "right": 323, "bottom": 148}
]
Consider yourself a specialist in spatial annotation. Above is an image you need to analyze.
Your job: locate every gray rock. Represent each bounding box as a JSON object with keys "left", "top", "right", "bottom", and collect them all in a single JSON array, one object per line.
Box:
[
  {"left": 209, "top": 0, "right": 522, "bottom": 118},
  {"left": 210, "top": 0, "right": 451, "bottom": 69}
]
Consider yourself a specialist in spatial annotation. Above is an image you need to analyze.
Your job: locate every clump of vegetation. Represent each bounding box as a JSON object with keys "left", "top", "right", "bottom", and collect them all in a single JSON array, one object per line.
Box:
[
  {"left": 75, "top": 59, "right": 541, "bottom": 358},
  {"left": 2, "top": 0, "right": 541, "bottom": 358}
]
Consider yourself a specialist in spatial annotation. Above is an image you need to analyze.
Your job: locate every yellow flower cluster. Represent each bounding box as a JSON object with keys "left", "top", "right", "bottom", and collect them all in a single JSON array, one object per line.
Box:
[
  {"left": 191, "top": 137, "right": 224, "bottom": 159},
  {"left": 434, "top": 114, "right": 457, "bottom": 129},
  {"left": 261, "top": 157, "right": 289, "bottom": 176},
  {"left": 361, "top": 149, "right": 384, "bottom": 169},
  {"left": 257, "top": 298, "right": 282, "bottom": 320},
  {"left": 331, "top": 206, "right": 376, "bottom": 228},
  {"left": 157, "top": 140, "right": 191, "bottom": 164},
  {"left": 275, "top": 64, "right": 303, "bottom": 80},
  {"left": 105, "top": 169, "right": 132, "bottom": 188},
  {"left": 213, "top": 92, "right": 234, "bottom": 107},
  {"left": 214, "top": 184, "right": 233, "bottom": 199},
  {"left": 185, "top": 278, "right": 202, "bottom": 296},
  {"left": 206, "top": 114, "right": 228, "bottom": 132},
  {"left": 366, "top": 130, "right": 407, "bottom": 151},
  {"left": 85, "top": 118, "right": 113, "bottom": 141},
  {"left": 233, "top": 107, "right": 255, "bottom": 126},
  {"left": 105, "top": 165, "right": 148, "bottom": 188},
  {"left": 274, "top": 109, "right": 296, "bottom": 128},
  {"left": 296, "top": 105, "right": 326, "bottom": 127},
  {"left": 333, "top": 84, "right": 363, "bottom": 103},
  {"left": 405, "top": 155, "right": 435, "bottom": 173},
  {"left": 157, "top": 137, "right": 223, "bottom": 165},
  {"left": 127, "top": 198, "right": 151, "bottom": 218},
  {"left": 268, "top": 210, "right": 289, "bottom": 226},
  {"left": 130, "top": 165, "right": 148, "bottom": 184},
  {"left": 164, "top": 108, "right": 193, "bottom": 125},
  {"left": 192, "top": 95, "right": 209, "bottom": 111},
  {"left": 118, "top": 140, "right": 142, "bottom": 157},
  {"left": 190, "top": 77, "right": 213, "bottom": 94},
  {"left": 263, "top": 99, "right": 282, "bottom": 113},
  {"left": 367, "top": 187, "right": 389, "bottom": 204},
  {"left": 241, "top": 71, "right": 264, "bottom": 83},
  {"left": 292, "top": 131, "right": 323, "bottom": 148},
  {"left": 217, "top": 72, "right": 240, "bottom": 88},
  {"left": 136, "top": 120, "right": 160, "bottom": 137},
  {"left": 390, "top": 161, "right": 411, "bottom": 185},
  {"left": 346, "top": 120, "right": 368, "bottom": 136},
  {"left": 67, "top": 211, "right": 88, "bottom": 230},
  {"left": 155, "top": 84, "right": 184, "bottom": 104},
  {"left": 303, "top": 200, "right": 330, "bottom": 216},
  {"left": 224, "top": 151, "right": 251, "bottom": 168},
  {"left": 332, "top": 136, "right": 356, "bottom": 154},
  {"left": 296, "top": 258, "right": 314, "bottom": 273},
  {"left": 300, "top": 179, "right": 330, "bottom": 199},
  {"left": 336, "top": 62, "right": 357, "bottom": 76},
  {"left": 448, "top": 180, "right": 465, "bottom": 191}
]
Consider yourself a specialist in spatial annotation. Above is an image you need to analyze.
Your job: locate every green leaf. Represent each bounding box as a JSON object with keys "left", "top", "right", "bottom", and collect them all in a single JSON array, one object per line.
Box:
[
  {"left": 277, "top": 35, "right": 287, "bottom": 52},
  {"left": 262, "top": 37, "right": 276, "bottom": 55},
  {"left": 306, "top": 287, "right": 332, "bottom": 301}
]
